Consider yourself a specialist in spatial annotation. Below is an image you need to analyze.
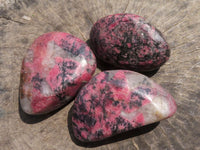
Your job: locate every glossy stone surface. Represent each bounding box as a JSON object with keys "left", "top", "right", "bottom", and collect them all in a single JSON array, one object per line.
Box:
[
  {"left": 72, "top": 70, "right": 176, "bottom": 142},
  {"left": 20, "top": 32, "right": 96, "bottom": 115},
  {"left": 90, "top": 13, "right": 170, "bottom": 72}
]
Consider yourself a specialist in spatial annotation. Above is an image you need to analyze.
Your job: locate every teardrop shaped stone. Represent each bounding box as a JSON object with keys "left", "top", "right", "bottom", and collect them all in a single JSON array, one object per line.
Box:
[
  {"left": 90, "top": 13, "right": 170, "bottom": 72},
  {"left": 72, "top": 70, "right": 176, "bottom": 141},
  {"left": 20, "top": 32, "right": 96, "bottom": 115}
]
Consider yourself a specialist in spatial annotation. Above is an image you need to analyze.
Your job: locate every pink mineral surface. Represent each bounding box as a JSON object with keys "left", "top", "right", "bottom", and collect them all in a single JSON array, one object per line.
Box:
[
  {"left": 20, "top": 32, "right": 96, "bottom": 115},
  {"left": 90, "top": 13, "right": 170, "bottom": 72},
  {"left": 72, "top": 70, "right": 176, "bottom": 141}
]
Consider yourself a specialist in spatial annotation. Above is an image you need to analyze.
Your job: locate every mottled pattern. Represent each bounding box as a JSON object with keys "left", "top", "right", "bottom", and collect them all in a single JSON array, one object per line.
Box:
[
  {"left": 20, "top": 32, "right": 96, "bottom": 115},
  {"left": 90, "top": 14, "right": 170, "bottom": 72},
  {"left": 72, "top": 70, "right": 176, "bottom": 142}
]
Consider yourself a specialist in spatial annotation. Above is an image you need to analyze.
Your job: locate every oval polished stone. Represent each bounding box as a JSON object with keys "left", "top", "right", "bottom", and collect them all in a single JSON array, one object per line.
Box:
[
  {"left": 90, "top": 13, "right": 170, "bottom": 72},
  {"left": 72, "top": 70, "right": 176, "bottom": 142},
  {"left": 20, "top": 32, "right": 96, "bottom": 115}
]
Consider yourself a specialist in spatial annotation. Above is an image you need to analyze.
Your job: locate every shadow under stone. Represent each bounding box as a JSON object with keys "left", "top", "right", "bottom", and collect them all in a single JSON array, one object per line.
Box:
[
  {"left": 140, "top": 68, "right": 159, "bottom": 77},
  {"left": 68, "top": 106, "right": 160, "bottom": 148},
  {"left": 86, "top": 39, "right": 160, "bottom": 77}
]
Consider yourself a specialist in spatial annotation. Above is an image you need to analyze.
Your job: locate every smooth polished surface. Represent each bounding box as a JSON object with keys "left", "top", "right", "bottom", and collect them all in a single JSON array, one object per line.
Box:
[
  {"left": 72, "top": 70, "right": 176, "bottom": 141},
  {"left": 20, "top": 32, "right": 96, "bottom": 114},
  {"left": 90, "top": 14, "right": 170, "bottom": 72}
]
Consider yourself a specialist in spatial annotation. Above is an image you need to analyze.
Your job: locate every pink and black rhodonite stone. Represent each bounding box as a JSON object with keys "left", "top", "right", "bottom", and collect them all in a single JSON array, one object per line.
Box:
[
  {"left": 90, "top": 13, "right": 170, "bottom": 72},
  {"left": 20, "top": 32, "right": 96, "bottom": 115},
  {"left": 72, "top": 70, "right": 176, "bottom": 142}
]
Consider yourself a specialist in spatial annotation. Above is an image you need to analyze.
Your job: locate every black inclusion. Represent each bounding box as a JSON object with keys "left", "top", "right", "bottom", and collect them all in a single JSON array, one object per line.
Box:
[
  {"left": 57, "top": 61, "right": 77, "bottom": 88},
  {"left": 130, "top": 92, "right": 145, "bottom": 107},
  {"left": 31, "top": 73, "right": 43, "bottom": 90},
  {"left": 78, "top": 114, "right": 96, "bottom": 127},
  {"left": 111, "top": 124, "right": 118, "bottom": 135},
  {"left": 54, "top": 61, "right": 78, "bottom": 100},
  {"left": 95, "top": 130, "right": 104, "bottom": 138},
  {"left": 79, "top": 102, "right": 87, "bottom": 112}
]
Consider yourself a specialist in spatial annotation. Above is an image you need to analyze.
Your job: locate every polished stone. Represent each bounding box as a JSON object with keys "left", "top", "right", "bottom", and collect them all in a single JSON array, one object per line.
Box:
[
  {"left": 20, "top": 32, "right": 96, "bottom": 115},
  {"left": 90, "top": 13, "right": 170, "bottom": 72},
  {"left": 72, "top": 70, "right": 176, "bottom": 141}
]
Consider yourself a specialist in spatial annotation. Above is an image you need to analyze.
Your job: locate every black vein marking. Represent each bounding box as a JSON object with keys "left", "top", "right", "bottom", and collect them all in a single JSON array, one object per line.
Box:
[
  {"left": 95, "top": 130, "right": 104, "bottom": 139},
  {"left": 111, "top": 124, "right": 118, "bottom": 134},
  {"left": 72, "top": 122, "right": 85, "bottom": 140},
  {"left": 112, "top": 116, "right": 134, "bottom": 134},
  {"left": 141, "top": 77, "right": 151, "bottom": 86},
  {"left": 78, "top": 102, "right": 87, "bottom": 112},
  {"left": 55, "top": 89, "right": 68, "bottom": 101},
  {"left": 107, "top": 15, "right": 115, "bottom": 26},
  {"left": 31, "top": 73, "right": 43, "bottom": 90},
  {"left": 113, "top": 100, "right": 119, "bottom": 106},
  {"left": 130, "top": 87, "right": 151, "bottom": 108},
  {"left": 54, "top": 61, "right": 78, "bottom": 100},
  {"left": 61, "top": 38, "right": 87, "bottom": 56},
  {"left": 78, "top": 44, "right": 86, "bottom": 55},
  {"left": 76, "top": 114, "right": 96, "bottom": 127},
  {"left": 110, "top": 78, "right": 125, "bottom": 88},
  {"left": 130, "top": 92, "right": 145, "bottom": 107},
  {"left": 57, "top": 61, "right": 77, "bottom": 87}
]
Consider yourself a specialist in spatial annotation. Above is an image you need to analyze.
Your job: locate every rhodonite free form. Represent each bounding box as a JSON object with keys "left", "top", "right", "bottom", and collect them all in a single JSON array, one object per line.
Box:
[
  {"left": 90, "top": 13, "right": 170, "bottom": 72},
  {"left": 72, "top": 70, "right": 176, "bottom": 142},
  {"left": 20, "top": 32, "right": 96, "bottom": 115}
]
